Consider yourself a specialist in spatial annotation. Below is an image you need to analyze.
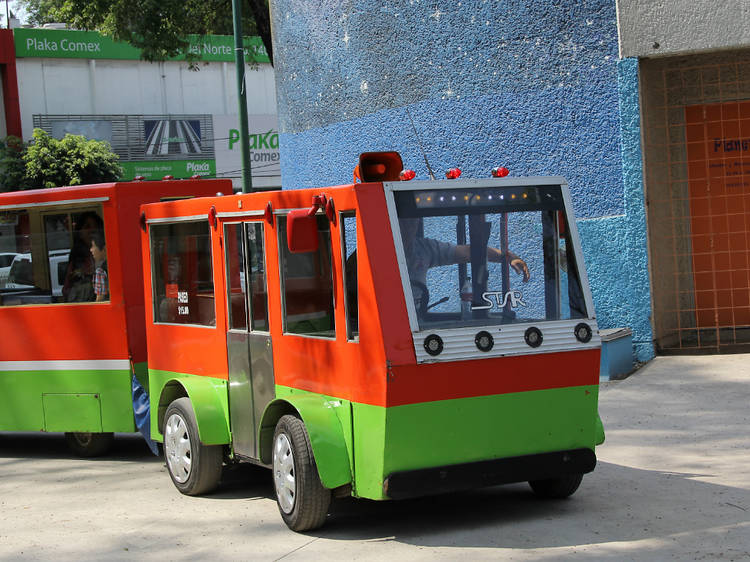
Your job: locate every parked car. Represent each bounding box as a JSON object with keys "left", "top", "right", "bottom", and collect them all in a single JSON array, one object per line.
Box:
[
  {"left": 0, "top": 252, "right": 20, "bottom": 287},
  {"left": 5, "top": 253, "right": 33, "bottom": 290},
  {"left": 5, "top": 250, "right": 70, "bottom": 297}
]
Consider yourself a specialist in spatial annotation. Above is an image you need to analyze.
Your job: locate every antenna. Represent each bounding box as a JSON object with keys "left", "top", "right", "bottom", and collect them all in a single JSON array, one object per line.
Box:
[{"left": 405, "top": 108, "right": 436, "bottom": 180}]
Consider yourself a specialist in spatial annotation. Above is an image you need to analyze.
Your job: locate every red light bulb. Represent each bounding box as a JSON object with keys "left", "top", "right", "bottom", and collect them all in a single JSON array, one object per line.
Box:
[
  {"left": 445, "top": 168, "right": 462, "bottom": 179},
  {"left": 492, "top": 166, "right": 509, "bottom": 178},
  {"left": 400, "top": 169, "right": 416, "bottom": 181}
]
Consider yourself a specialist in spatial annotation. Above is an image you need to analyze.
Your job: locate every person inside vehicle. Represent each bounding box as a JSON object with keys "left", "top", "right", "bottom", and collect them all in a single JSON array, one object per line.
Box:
[
  {"left": 63, "top": 211, "right": 103, "bottom": 302},
  {"left": 90, "top": 230, "right": 108, "bottom": 302},
  {"left": 399, "top": 217, "right": 529, "bottom": 312}
]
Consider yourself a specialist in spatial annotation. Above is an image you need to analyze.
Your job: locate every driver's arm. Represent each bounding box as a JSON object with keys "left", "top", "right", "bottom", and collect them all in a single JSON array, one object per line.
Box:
[{"left": 453, "top": 245, "right": 530, "bottom": 282}]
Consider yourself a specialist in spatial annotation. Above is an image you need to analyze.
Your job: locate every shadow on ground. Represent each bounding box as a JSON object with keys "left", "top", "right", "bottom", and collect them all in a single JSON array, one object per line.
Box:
[{"left": 0, "top": 431, "right": 160, "bottom": 461}]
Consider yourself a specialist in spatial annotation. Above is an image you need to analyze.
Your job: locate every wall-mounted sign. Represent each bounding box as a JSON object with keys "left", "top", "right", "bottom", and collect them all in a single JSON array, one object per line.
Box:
[
  {"left": 214, "top": 114, "right": 281, "bottom": 190},
  {"left": 685, "top": 101, "right": 750, "bottom": 328},
  {"left": 14, "top": 28, "right": 270, "bottom": 64},
  {"left": 120, "top": 160, "right": 216, "bottom": 181}
]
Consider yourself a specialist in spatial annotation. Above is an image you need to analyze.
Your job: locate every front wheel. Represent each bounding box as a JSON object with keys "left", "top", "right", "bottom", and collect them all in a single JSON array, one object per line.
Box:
[
  {"left": 64, "top": 432, "right": 114, "bottom": 457},
  {"left": 163, "top": 397, "right": 223, "bottom": 496},
  {"left": 529, "top": 473, "right": 583, "bottom": 499},
  {"left": 272, "top": 415, "right": 331, "bottom": 532}
]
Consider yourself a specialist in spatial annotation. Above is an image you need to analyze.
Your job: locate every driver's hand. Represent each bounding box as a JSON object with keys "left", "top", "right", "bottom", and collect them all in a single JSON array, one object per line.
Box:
[{"left": 510, "top": 257, "right": 530, "bottom": 282}]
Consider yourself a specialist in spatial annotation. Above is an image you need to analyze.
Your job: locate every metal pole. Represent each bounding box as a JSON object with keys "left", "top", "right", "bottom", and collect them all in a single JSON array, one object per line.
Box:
[{"left": 232, "top": 0, "right": 253, "bottom": 192}]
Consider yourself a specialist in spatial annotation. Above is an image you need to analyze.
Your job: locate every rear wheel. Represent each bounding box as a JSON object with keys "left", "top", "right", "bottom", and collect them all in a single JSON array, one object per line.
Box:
[
  {"left": 529, "top": 473, "right": 583, "bottom": 499},
  {"left": 272, "top": 415, "right": 331, "bottom": 532},
  {"left": 163, "top": 397, "right": 223, "bottom": 495},
  {"left": 64, "top": 432, "right": 114, "bottom": 457}
]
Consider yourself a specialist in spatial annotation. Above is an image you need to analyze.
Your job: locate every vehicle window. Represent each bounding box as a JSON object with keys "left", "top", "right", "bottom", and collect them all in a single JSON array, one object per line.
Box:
[
  {"left": 393, "top": 186, "right": 587, "bottom": 331},
  {"left": 278, "top": 214, "right": 335, "bottom": 338},
  {"left": 150, "top": 220, "right": 215, "bottom": 326},
  {"left": 225, "top": 223, "right": 248, "bottom": 331},
  {"left": 341, "top": 212, "right": 358, "bottom": 340},
  {"left": 247, "top": 223, "right": 269, "bottom": 332},
  {"left": 224, "top": 222, "right": 268, "bottom": 332},
  {"left": 0, "top": 206, "right": 105, "bottom": 306}
]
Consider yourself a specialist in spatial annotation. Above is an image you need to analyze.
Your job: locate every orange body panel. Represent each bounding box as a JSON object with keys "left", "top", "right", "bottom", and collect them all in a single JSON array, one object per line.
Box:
[
  {"left": 0, "top": 180, "right": 227, "bottom": 363},
  {"left": 141, "top": 182, "right": 599, "bottom": 408},
  {"left": 387, "top": 349, "right": 600, "bottom": 407},
  {"left": 142, "top": 184, "right": 407, "bottom": 405}
]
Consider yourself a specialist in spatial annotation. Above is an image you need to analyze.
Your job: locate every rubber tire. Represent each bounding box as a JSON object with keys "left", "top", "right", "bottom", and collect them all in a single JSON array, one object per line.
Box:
[
  {"left": 529, "top": 473, "right": 584, "bottom": 499},
  {"left": 272, "top": 415, "right": 331, "bottom": 532},
  {"left": 163, "top": 397, "right": 223, "bottom": 496},
  {"left": 64, "top": 432, "right": 115, "bottom": 457}
]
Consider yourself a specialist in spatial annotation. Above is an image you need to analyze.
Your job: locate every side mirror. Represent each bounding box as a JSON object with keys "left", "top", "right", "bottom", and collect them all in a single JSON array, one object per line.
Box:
[{"left": 287, "top": 210, "right": 319, "bottom": 253}]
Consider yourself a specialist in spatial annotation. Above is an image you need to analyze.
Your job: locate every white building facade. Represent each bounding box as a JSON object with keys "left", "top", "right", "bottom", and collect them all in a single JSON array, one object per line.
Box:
[{"left": 7, "top": 28, "right": 280, "bottom": 189}]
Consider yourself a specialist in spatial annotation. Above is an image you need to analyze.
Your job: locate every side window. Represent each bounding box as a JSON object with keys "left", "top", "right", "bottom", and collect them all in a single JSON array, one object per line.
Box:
[
  {"left": 0, "top": 206, "right": 105, "bottom": 306},
  {"left": 225, "top": 223, "right": 247, "bottom": 330},
  {"left": 247, "top": 223, "right": 269, "bottom": 332},
  {"left": 150, "top": 221, "right": 215, "bottom": 326},
  {"left": 278, "top": 214, "right": 335, "bottom": 338},
  {"left": 224, "top": 222, "right": 269, "bottom": 332},
  {"left": 341, "top": 212, "right": 358, "bottom": 340}
]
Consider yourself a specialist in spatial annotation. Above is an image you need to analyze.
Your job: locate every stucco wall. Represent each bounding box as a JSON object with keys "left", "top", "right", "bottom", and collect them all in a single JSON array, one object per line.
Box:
[
  {"left": 271, "top": 0, "right": 655, "bottom": 361},
  {"left": 617, "top": 0, "right": 750, "bottom": 58}
]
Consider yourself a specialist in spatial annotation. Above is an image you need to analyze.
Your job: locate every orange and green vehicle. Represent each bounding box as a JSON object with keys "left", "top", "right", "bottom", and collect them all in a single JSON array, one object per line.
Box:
[
  {"left": 140, "top": 152, "right": 605, "bottom": 531},
  {"left": 0, "top": 178, "right": 226, "bottom": 455}
]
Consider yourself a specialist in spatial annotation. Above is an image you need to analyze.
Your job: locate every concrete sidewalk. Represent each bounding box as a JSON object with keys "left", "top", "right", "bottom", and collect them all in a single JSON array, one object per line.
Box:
[
  {"left": 587, "top": 354, "right": 750, "bottom": 560},
  {"left": 0, "top": 355, "right": 748, "bottom": 560}
]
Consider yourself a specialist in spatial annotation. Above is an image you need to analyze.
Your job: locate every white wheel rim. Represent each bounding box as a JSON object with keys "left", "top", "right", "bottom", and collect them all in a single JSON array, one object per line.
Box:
[
  {"left": 273, "top": 433, "right": 296, "bottom": 514},
  {"left": 165, "top": 413, "right": 192, "bottom": 484}
]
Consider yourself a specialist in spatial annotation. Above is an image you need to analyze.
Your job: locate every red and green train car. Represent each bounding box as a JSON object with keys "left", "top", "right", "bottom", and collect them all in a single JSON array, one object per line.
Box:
[
  {"left": 0, "top": 178, "right": 226, "bottom": 455},
  {"left": 140, "top": 152, "right": 605, "bottom": 531}
]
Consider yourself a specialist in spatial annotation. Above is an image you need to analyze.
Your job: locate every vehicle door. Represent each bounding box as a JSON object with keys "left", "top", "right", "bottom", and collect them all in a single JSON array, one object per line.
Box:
[{"left": 224, "top": 221, "right": 273, "bottom": 459}]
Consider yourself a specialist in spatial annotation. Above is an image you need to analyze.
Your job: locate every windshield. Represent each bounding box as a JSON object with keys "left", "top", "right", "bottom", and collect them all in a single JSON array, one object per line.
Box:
[{"left": 393, "top": 185, "right": 587, "bottom": 331}]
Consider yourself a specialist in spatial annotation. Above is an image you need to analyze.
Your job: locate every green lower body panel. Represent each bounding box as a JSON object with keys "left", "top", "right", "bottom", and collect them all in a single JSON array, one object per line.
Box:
[
  {"left": 148, "top": 369, "right": 230, "bottom": 445},
  {"left": 353, "top": 385, "right": 601, "bottom": 500},
  {"left": 0, "top": 369, "right": 136, "bottom": 433}
]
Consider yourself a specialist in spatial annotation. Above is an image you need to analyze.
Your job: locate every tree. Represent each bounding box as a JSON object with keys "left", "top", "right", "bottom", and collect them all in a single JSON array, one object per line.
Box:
[
  {"left": 0, "top": 136, "right": 30, "bottom": 192},
  {"left": 18, "top": 0, "right": 273, "bottom": 65},
  {"left": 21, "top": 129, "right": 123, "bottom": 189}
]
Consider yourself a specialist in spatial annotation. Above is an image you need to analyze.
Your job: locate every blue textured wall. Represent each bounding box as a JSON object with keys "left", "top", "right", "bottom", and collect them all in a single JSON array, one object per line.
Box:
[{"left": 270, "top": 0, "right": 655, "bottom": 361}]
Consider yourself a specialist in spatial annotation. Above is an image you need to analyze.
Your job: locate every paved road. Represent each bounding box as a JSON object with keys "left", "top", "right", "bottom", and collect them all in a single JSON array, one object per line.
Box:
[{"left": 1, "top": 355, "right": 749, "bottom": 560}]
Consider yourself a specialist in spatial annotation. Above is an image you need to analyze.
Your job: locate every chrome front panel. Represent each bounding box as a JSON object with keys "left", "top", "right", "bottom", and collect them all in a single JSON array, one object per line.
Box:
[{"left": 413, "top": 319, "right": 601, "bottom": 363}]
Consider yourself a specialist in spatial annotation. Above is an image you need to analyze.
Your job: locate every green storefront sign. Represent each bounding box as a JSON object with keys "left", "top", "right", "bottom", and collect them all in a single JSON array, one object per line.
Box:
[
  {"left": 13, "top": 28, "right": 269, "bottom": 63},
  {"left": 120, "top": 160, "right": 216, "bottom": 181}
]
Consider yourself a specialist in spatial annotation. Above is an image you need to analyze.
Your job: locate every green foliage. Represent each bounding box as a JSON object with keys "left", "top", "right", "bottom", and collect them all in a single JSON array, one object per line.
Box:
[
  {"left": 0, "top": 136, "right": 30, "bottom": 192},
  {"left": 18, "top": 0, "right": 272, "bottom": 64},
  {"left": 20, "top": 129, "right": 123, "bottom": 190}
]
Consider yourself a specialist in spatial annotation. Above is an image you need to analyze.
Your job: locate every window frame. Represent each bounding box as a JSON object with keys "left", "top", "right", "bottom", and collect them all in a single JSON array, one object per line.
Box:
[
  {"left": 148, "top": 217, "right": 217, "bottom": 328},
  {"left": 384, "top": 178, "right": 596, "bottom": 333},
  {"left": 277, "top": 212, "right": 337, "bottom": 340},
  {"left": 223, "top": 220, "right": 270, "bottom": 335},
  {"left": 340, "top": 210, "right": 359, "bottom": 342},
  {"left": 0, "top": 202, "right": 108, "bottom": 307}
]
